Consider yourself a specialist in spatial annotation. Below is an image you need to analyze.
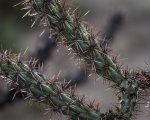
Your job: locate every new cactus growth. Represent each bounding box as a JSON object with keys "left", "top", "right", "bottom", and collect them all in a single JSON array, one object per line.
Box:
[{"left": 0, "top": 0, "right": 150, "bottom": 120}]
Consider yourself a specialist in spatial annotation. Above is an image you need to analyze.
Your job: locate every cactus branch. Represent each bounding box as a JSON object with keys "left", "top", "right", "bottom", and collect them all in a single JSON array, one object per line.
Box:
[
  {"left": 31, "top": 28, "right": 57, "bottom": 67},
  {"left": 20, "top": 0, "right": 123, "bottom": 84},
  {"left": 101, "top": 12, "right": 124, "bottom": 46},
  {"left": 0, "top": 52, "right": 106, "bottom": 120}
]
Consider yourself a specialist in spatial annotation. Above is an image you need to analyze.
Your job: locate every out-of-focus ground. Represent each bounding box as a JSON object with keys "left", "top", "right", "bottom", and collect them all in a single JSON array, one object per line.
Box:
[{"left": 0, "top": 0, "right": 150, "bottom": 120}]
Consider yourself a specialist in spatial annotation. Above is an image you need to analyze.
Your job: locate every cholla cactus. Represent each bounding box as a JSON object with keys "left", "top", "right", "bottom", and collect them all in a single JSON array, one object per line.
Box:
[{"left": 0, "top": 0, "right": 150, "bottom": 120}]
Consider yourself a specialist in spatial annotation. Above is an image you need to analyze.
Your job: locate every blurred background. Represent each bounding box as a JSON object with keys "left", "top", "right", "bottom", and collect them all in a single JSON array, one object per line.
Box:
[{"left": 0, "top": 0, "right": 150, "bottom": 120}]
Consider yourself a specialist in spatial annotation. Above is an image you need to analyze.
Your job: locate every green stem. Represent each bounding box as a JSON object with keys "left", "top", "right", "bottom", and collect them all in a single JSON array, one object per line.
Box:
[{"left": 0, "top": 55, "right": 101, "bottom": 120}]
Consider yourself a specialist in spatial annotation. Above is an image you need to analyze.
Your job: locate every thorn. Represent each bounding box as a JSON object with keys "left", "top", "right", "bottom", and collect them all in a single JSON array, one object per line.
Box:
[
  {"left": 31, "top": 17, "right": 39, "bottom": 28},
  {"left": 22, "top": 9, "right": 31, "bottom": 18}
]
